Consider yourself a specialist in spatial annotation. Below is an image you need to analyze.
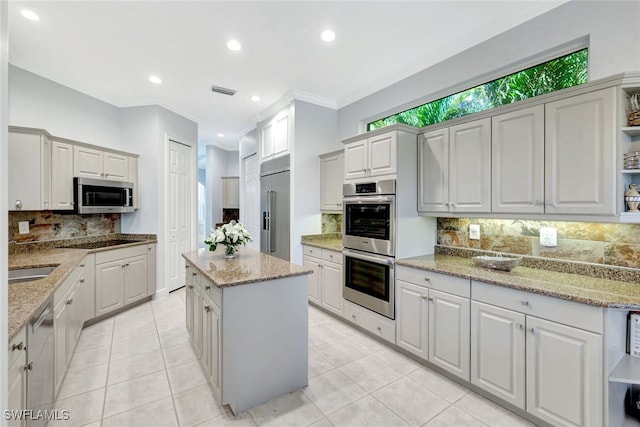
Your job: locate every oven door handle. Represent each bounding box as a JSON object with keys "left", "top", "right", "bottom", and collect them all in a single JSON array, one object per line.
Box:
[
  {"left": 342, "top": 196, "right": 394, "bottom": 204},
  {"left": 343, "top": 249, "right": 394, "bottom": 266}
]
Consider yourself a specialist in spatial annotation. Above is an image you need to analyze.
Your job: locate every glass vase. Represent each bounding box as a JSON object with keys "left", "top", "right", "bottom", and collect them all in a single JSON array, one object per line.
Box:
[{"left": 224, "top": 245, "right": 237, "bottom": 259}]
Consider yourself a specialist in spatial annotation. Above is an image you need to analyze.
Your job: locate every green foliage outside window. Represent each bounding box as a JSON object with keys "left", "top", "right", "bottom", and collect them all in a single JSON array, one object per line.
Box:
[{"left": 368, "top": 49, "right": 588, "bottom": 130}]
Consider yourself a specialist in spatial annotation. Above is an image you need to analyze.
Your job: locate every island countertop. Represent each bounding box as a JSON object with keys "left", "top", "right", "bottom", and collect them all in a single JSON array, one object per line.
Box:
[{"left": 182, "top": 247, "right": 312, "bottom": 288}]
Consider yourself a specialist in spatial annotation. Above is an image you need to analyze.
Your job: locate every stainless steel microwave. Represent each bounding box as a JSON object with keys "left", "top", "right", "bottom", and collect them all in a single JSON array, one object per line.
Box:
[{"left": 74, "top": 177, "right": 135, "bottom": 214}]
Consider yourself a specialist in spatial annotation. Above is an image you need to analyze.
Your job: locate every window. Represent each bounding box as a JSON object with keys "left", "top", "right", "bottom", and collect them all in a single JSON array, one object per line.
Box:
[{"left": 367, "top": 49, "right": 588, "bottom": 131}]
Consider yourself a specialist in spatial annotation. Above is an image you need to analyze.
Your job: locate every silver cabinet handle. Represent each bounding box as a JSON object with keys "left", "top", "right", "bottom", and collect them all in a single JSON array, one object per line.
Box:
[
  {"left": 521, "top": 300, "right": 529, "bottom": 306},
  {"left": 528, "top": 327, "right": 535, "bottom": 333},
  {"left": 428, "top": 296, "right": 434, "bottom": 301},
  {"left": 12, "top": 342, "right": 24, "bottom": 351},
  {"left": 80, "top": 279, "right": 85, "bottom": 283},
  {"left": 205, "top": 285, "right": 211, "bottom": 290},
  {"left": 516, "top": 323, "right": 523, "bottom": 329},
  {"left": 185, "top": 265, "right": 190, "bottom": 269},
  {"left": 204, "top": 305, "right": 211, "bottom": 313},
  {"left": 376, "top": 326, "right": 382, "bottom": 332},
  {"left": 79, "top": 264, "right": 85, "bottom": 267},
  {"left": 187, "top": 285, "right": 194, "bottom": 289},
  {"left": 421, "top": 294, "right": 428, "bottom": 299},
  {"left": 424, "top": 277, "right": 431, "bottom": 282},
  {"left": 192, "top": 272, "right": 197, "bottom": 277},
  {"left": 66, "top": 298, "right": 73, "bottom": 305},
  {"left": 15, "top": 199, "right": 22, "bottom": 210},
  {"left": 24, "top": 362, "right": 33, "bottom": 371}
]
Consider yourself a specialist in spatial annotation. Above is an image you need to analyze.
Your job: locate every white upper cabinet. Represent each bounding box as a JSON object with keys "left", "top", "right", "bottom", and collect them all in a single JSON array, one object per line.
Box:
[
  {"left": 9, "top": 130, "right": 51, "bottom": 211},
  {"left": 320, "top": 150, "right": 344, "bottom": 212},
  {"left": 260, "top": 110, "right": 290, "bottom": 162},
  {"left": 74, "top": 145, "right": 130, "bottom": 182},
  {"left": 418, "top": 118, "right": 491, "bottom": 213},
  {"left": 492, "top": 105, "right": 545, "bottom": 214},
  {"left": 544, "top": 87, "right": 616, "bottom": 215},
  {"left": 51, "top": 140, "right": 75, "bottom": 210},
  {"left": 344, "top": 130, "right": 397, "bottom": 181},
  {"left": 222, "top": 177, "right": 240, "bottom": 209}
]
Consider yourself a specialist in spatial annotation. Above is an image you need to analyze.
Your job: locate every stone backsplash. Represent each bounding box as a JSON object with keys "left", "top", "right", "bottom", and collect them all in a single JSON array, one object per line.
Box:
[
  {"left": 9, "top": 211, "right": 120, "bottom": 243},
  {"left": 437, "top": 218, "right": 640, "bottom": 268},
  {"left": 322, "top": 213, "right": 342, "bottom": 234}
]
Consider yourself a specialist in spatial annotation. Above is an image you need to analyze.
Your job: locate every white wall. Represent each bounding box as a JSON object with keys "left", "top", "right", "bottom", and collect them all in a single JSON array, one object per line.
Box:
[
  {"left": 291, "top": 100, "right": 339, "bottom": 264},
  {"left": 337, "top": 1, "right": 640, "bottom": 139},
  {"left": 1, "top": 0, "right": 9, "bottom": 417},
  {"left": 9, "top": 66, "right": 122, "bottom": 149},
  {"left": 226, "top": 150, "right": 240, "bottom": 176}
]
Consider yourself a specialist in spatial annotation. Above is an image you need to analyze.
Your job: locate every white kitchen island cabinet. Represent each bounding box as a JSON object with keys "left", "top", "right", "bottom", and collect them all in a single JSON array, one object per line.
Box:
[{"left": 182, "top": 248, "right": 312, "bottom": 415}]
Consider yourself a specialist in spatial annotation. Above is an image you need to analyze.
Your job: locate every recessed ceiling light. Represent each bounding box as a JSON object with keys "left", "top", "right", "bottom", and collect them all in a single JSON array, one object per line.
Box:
[
  {"left": 20, "top": 9, "right": 40, "bottom": 21},
  {"left": 226, "top": 40, "right": 242, "bottom": 51},
  {"left": 321, "top": 30, "right": 336, "bottom": 42},
  {"left": 250, "top": 95, "right": 261, "bottom": 102},
  {"left": 217, "top": 133, "right": 225, "bottom": 138},
  {"left": 148, "top": 75, "right": 162, "bottom": 84}
]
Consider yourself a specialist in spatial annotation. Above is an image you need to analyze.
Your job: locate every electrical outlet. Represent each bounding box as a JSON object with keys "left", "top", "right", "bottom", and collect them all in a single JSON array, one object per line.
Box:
[
  {"left": 18, "top": 221, "right": 29, "bottom": 235},
  {"left": 469, "top": 224, "right": 480, "bottom": 240},
  {"left": 540, "top": 226, "right": 557, "bottom": 247}
]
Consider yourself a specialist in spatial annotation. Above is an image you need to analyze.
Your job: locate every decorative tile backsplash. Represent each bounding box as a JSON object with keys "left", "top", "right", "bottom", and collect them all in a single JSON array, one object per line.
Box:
[
  {"left": 437, "top": 218, "right": 640, "bottom": 268},
  {"left": 9, "top": 211, "right": 120, "bottom": 243},
  {"left": 322, "top": 214, "right": 342, "bottom": 234}
]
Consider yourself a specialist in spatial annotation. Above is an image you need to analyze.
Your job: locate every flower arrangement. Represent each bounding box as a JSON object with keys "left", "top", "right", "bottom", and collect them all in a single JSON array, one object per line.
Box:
[{"left": 205, "top": 220, "right": 252, "bottom": 258}]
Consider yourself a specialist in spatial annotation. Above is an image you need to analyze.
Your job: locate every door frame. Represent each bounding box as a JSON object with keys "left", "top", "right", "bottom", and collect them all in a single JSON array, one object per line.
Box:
[{"left": 159, "top": 134, "right": 196, "bottom": 296}]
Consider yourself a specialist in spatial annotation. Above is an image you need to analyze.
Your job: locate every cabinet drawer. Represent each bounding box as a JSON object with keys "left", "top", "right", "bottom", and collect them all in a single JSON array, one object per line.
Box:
[
  {"left": 303, "top": 245, "right": 321, "bottom": 258},
  {"left": 8, "top": 327, "right": 27, "bottom": 368},
  {"left": 321, "top": 249, "right": 342, "bottom": 264},
  {"left": 396, "top": 266, "right": 470, "bottom": 298},
  {"left": 201, "top": 279, "right": 222, "bottom": 308},
  {"left": 344, "top": 301, "right": 395, "bottom": 344},
  {"left": 472, "top": 281, "right": 603, "bottom": 334},
  {"left": 95, "top": 244, "right": 147, "bottom": 264}
]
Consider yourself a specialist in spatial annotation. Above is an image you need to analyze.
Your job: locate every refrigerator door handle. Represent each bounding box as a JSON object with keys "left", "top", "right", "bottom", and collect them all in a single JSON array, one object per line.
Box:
[
  {"left": 266, "top": 191, "right": 272, "bottom": 253},
  {"left": 267, "top": 190, "right": 275, "bottom": 253}
]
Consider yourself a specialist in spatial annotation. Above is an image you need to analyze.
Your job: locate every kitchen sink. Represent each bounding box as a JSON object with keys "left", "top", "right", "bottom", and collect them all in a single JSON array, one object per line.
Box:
[{"left": 8, "top": 266, "right": 57, "bottom": 284}]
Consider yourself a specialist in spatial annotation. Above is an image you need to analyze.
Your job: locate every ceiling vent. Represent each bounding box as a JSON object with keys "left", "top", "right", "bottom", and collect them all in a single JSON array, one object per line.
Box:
[{"left": 211, "top": 85, "right": 237, "bottom": 96}]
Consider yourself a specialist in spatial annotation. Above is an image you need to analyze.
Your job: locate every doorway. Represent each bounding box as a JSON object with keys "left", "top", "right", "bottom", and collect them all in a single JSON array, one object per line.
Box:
[{"left": 167, "top": 139, "right": 194, "bottom": 292}]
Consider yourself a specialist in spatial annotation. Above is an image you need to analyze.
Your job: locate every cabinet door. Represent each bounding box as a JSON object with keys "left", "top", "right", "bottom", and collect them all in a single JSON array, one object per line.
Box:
[
  {"left": 54, "top": 301, "right": 68, "bottom": 393},
  {"left": 8, "top": 131, "right": 51, "bottom": 211},
  {"left": 8, "top": 354, "right": 27, "bottom": 427},
  {"left": 320, "top": 153, "right": 344, "bottom": 212},
  {"left": 395, "top": 280, "right": 428, "bottom": 359},
  {"left": 201, "top": 295, "right": 212, "bottom": 378},
  {"left": 261, "top": 121, "right": 274, "bottom": 160},
  {"left": 209, "top": 302, "right": 221, "bottom": 395},
  {"left": 471, "top": 301, "right": 525, "bottom": 409},
  {"left": 303, "top": 256, "right": 322, "bottom": 305},
  {"left": 79, "top": 255, "right": 96, "bottom": 322},
  {"left": 74, "top": 145, "right": 104, "bottom": 179},
  {"left": 418, "top": 129, "right": 449, "bottom": 212},
  {"left": 103, "top": 152, "right": 129, "bottom": 181},
  {"left": 272, "top": 113, "right": 289, "bottom": 157},
  {"left": 344, "top": 139, "right": 368, "bottom": 180},
  {"left": 322, "top": 261, "right": 343, "bottom": 316},
  {"left": 124, "top": 255, "right": 148, "bottom": 305},
  {"left": 544, "top": 87, "right": 616, "bottom": 215},
  {"left": 51, "top": 140, "right": 75, "bottom": 210},
  {"left": 95, "top": 260, "right": 125, "bottom": 316},
  {"left": 428, "top": 289, "right": 470, "bottom": 380},
  {"left": 449, "top": 118, "right": 491, "bottom": 213},
  {"left": 147, "top": 244, "right": 157, "bottom": 297},
  {"left": 492, "top": 105, "right": 544, "bottom": 214},
  {"left": 192, "top": 285, "right": 203, "bottom": 357},
  {"left": 526, "top": 316, "right": 602, "bottom": 427},
  {"left": 185, "top": 275, "right": 195, "bottom": 338},
  {"left": 368, "top": 132, "right": 397, "bottom": 177},
  {"left": 66, "top": 287, "right": 82, "bottom": 366},
  {"left": 223, "top": 178, "right": 240, "bottom": 209}
]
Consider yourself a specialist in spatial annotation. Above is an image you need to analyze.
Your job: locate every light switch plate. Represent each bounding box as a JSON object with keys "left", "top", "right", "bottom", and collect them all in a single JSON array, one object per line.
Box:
[
  {"left": 18, "top": 221, "right": 29, "bottom": 235},
  {"left": 540, "top": 226, "right": 557, "bottom": 247},
  {"left": 469, "top": 224, "right": 480, "bottom": 240}
]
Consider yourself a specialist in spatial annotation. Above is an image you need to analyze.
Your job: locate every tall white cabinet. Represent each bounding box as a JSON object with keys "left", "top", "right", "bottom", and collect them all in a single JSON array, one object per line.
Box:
[
  {"left": 8, "top": 130, "right": 52, "bottom": 211},
  {"left": 319, "top": 150, "right": 344, "bottom": 212}
]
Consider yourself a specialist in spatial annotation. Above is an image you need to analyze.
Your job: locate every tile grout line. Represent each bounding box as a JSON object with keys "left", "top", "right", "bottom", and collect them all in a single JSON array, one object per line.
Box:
[{"left": 98, "top": 317, "right": 115, "bottom": 427}]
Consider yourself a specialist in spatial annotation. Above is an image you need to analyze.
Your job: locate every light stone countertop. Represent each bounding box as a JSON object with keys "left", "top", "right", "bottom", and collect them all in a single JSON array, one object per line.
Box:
[
  {"left": 396, "top": 254, "right": 640, "bottom": 309},
  {"left": 8, "top": 236, "right": 157, "bottom": 342},
  {"left": 182, "top": 247, "right": 312, "bottom": 288},
  {"left": 300, "top": 233, "right": 343, "bottom": 252}
]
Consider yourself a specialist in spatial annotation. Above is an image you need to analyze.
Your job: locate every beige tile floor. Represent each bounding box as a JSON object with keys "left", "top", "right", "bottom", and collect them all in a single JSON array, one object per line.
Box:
[{"left": 52, "top": 287, "right": 536, "bottom": 427}]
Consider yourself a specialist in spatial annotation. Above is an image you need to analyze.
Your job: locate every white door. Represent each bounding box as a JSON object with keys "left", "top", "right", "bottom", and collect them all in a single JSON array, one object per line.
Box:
[
  {"left": 396, "top": 280, "right": 429, "bottom": 359},
  {"left": 241, "top": 154, "right": 260, "bottom": 250},
  {"left": 168, "top": 140, "right": 193, "bottom": 292},
  {"left": 368, "top": 132, "right": 397, "bottom": 177},
  {"left": 321, "top": 260, "right": 343, "bottom": 316},
  {"left": 471, "top": 301, "right": 525, "bottom": 409}
]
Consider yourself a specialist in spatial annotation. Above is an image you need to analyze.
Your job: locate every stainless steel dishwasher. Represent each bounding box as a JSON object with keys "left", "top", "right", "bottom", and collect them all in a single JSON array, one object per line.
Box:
[{"left": 26, "top": 301, "right": 54, "bottom": 427}]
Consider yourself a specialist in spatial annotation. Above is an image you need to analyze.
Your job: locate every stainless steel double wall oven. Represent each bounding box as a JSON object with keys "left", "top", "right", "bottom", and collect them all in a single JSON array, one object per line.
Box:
[{"left": 342, "top": 179, "right": 396, "bottom": 319}]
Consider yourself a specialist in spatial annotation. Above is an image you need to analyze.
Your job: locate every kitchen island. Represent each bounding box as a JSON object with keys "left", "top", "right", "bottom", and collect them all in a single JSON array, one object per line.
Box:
[{"left": 181, "top": 248, "right": 312, "bottom": 415}]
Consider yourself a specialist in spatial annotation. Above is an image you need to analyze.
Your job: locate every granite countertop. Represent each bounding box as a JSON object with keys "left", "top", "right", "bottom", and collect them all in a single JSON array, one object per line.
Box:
[
  {"left": 182, "top": 248, "right": 312, "bottom": 288},
  {"left": 301, "top": 233, "right": 343, "bottom": 252},
  {"left": 8, "top": 235, "right": 157, "bottom": 342},
  {"left": 396, "top": 254, "right": 640, "bottom": 309}
]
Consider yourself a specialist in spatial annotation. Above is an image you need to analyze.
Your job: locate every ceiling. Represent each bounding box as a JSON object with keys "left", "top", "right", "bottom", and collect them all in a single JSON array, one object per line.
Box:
[{"left": 7, "top": 1, "right": 567, "bottom": 151}]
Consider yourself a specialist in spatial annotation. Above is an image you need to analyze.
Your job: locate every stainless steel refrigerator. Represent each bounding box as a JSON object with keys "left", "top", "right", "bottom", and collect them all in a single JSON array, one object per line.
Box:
[{"left": 260, "top": 155, "right": 290, "bottom": 261}]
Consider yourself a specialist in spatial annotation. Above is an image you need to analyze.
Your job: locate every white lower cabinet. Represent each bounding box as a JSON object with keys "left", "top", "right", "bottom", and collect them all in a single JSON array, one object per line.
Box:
[
  {"left": 302, "top": 246, "right": 343, "bottom": 316},
  {"left": 395, "top": 267, "right": 470, "bottom": 381},
  {"left": 8, "top": 328, "right": 27, "bottom": 427},
  {"left": 472, "top": 280, "right": 603, "bottom": 426},
  {"left": 201, "top": 290, "right": 222, "bottom": 397},
  {"left": 344, "top": 300, "right": 396, "bottom": 344},
  {"left": 95, "top": 245, "right": 148, "bottom": 316}
]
